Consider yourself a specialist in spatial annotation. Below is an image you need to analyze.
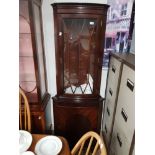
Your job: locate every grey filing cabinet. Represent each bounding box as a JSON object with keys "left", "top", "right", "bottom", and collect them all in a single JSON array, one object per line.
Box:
[
  {"left": 102, "top": 53, "right": 135, "bottom": 155},
  {"left": 102, "top": 56, "right": 122, "bottom": 147}
]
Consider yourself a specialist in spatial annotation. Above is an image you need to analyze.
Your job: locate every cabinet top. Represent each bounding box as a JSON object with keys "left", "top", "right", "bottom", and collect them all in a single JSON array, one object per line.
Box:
[
  {"left": 110, "top": 52, "right": 135, "bottom": 70},
  {"left": 51, "top": 3, "right": 109, "bottom": 9},
  {"left": 51, "top": 3, "right": 109, "bottom": 15},
  {"left": 51, "top": 3, "right": 109, "bottom": 6}
]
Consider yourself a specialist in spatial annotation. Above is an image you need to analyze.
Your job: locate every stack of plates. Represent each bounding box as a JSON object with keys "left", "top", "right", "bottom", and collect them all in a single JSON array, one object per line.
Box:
[
  {"left": 19, "top": 130, "right": 32, "bottom": 154},
  {"left": 35, "top": 136, "right": 62, "bottom": 155},
  {"left": 20, "top": 151, "right": 35, "bottom": 155}
]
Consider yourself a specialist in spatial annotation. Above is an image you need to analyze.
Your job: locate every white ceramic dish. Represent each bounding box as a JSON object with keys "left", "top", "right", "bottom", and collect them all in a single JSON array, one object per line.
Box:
[
  {"left": 21, "top": 151, "right": 35, "bottom": 155},
  {"left": 35, "top": 136, "right": 62, "bottom": 155},
  {"left": 19, "top": 130, "right": 32, "bottom": 153}
]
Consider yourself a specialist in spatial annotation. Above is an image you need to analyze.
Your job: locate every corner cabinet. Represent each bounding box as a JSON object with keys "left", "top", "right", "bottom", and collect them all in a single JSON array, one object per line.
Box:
[
  {"left": 52, "top": 3, "right": 109, "bottom": 147},
  {"left": 19, "top": 0, "right": 51, "bottom": 133}
]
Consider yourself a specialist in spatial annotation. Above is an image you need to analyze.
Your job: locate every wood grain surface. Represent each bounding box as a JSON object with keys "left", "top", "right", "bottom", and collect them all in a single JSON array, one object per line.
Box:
[{"left": 28, "top": 134, "right": 71, "bottom": 155}]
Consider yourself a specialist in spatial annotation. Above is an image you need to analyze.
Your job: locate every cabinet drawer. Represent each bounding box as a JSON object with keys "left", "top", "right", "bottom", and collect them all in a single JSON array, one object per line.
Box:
[
  {"left": 103, "top": 89, "right": 117, "bottom": 138},
  {"left": 104, "top": 56, "right": 121, "bottom": 115},
  {"left": 103, "top": 100, "right": 115, "bottom": 145},
  {"left": 103, "top": 102, "right": 114, "bottom": 144},
  {"left": 108, "top": 56, "right": 121, "bottom": 91},
  {"left": 103, "top": 122, "right": 111, "bottom": 145},
  {"left": 110, "top": 123, "right": 131, "bottom": 155},
  {"left": 105, "top": 92, "right": 116, "bottom": 120},
  {"left": 104, "top": 102, "right": 113, "bottom": 129},
  {"left": 114, "top": 64, "right": 135, "bottom": 142}
]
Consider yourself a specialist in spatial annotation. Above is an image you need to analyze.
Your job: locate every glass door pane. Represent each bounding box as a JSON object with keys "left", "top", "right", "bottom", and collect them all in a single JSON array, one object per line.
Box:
[
  {"left": 19, "top": 0, "right": 38, "bottom": 102},
  {"left": 33, "top": 2, "right": 46, "bottom": 99},
  {"left": 63, "top": 18, "right": 97, "bottom": 94}
]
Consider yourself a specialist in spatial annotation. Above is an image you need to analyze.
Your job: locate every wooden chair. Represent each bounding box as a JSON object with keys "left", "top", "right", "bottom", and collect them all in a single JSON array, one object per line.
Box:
[
  {"left": 71, "top": 131, "right": 107, "bottom": 155},
  {"left": 19, "top": 88, "right": 31, "bottom": 132}
]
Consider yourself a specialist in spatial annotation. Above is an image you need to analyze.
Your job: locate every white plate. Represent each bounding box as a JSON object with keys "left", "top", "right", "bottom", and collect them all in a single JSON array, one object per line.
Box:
[
  {"left": 21, "top": 151, "right": 35, "bottom": 155},
  {"left": 19, "top": 130, "right": 32, "bottom": 153},
  {"left": 35, "top": 136, "right": 62, "bottom": 155}
]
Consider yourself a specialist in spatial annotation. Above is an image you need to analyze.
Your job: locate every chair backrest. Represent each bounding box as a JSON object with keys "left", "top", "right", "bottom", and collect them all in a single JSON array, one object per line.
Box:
[
  {"left": 19, "top": 88, "right": 31, "bottom": 132},
  {"left": 71, "top": 131, "right": 107, "bottom": 155}
]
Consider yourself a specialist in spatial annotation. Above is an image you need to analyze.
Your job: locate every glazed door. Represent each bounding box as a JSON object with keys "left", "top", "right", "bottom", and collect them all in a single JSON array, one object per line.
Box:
[
  {"left": 30, "top": 0, "right": 47, "bottom": 100},
  {"left": 56, "top": 15, "right": 103, "bottom": 95},
  {"left": 19, "top": 0, "right": 39, "bottom": 103}
]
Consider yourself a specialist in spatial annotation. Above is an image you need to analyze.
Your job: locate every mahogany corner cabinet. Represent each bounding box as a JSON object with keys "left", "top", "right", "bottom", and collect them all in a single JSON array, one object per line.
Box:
[{"left": 52, "top": 3, "right": 109, "bottom": 147}]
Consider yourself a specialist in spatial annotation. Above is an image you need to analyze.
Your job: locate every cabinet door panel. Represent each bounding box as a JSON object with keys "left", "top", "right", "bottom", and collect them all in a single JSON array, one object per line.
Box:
[
  {"left": 54, "top": 103, "right": 98, "bottom": 147},
  {"left": 62, "top": 17, "right": 99, "bottom": 94},
  {"left": 31, "top": 112, "right": 45, "bottom": 133}
]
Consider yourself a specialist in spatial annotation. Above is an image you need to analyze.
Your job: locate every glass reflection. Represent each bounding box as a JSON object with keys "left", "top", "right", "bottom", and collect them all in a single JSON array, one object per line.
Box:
[{"left": 63, "top": 19, "right": 97, "bottom": 94}]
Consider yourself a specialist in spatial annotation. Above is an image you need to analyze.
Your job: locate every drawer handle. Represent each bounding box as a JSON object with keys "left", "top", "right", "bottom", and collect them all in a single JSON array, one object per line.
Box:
[
  {"left": 107, "top": 107, "right": 110, "bottom": 116},
  {"left": 105, "top": 125, "right": 107, "bottom": 133},
  {"left": 117, "top": 133, "right": 122, "bottom": 147},
  {"left": 109, "top": 88, "right": 113, "bottom": 96},
  {"left": 127, "top": 79, "right": 134, "bottom": 91},
  {"left": 112, "top": 65, "right": 116, "bottom": 73},
  {"left": 121, "top": 108, "right": 128, "bottom": 122}
]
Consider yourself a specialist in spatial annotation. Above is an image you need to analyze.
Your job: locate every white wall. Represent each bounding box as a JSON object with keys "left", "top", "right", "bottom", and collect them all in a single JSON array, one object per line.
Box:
[
  {"left": 100, "top": 69, "right": 108, "bottom": 97},
  {"left": 42, "top": 0, "right": 108, "bottom": 130},
  {"left": 42, "top": 0, "right": 57, "bottom": 130},
  {"left": 100, "top": 69, "right": 108, "bottom": 131}
]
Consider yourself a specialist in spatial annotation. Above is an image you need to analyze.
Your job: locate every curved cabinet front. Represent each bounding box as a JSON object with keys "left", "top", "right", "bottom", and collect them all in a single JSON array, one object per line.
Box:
[{"left": 53, "top": 96, "right": 103, "bottom": 148}]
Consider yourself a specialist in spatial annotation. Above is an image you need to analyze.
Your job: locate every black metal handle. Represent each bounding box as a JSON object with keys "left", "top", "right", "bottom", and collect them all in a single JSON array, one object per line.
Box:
[
  {"left": 127, "top": 79, "right": 134, "bottom": 91},
  {"left": 117, "top": 133, "right": 122, "bottom": 147},
  {"left": 121, "top": 108, "right": 128, "bottom": 122},
  {"left": 109, "top": 88, "right": 113, "bottom": 96},
  {"left": 112, "top": 65, "right": 116, "bottom": 73},
  {"left": 105, "top": 125, "right": 107, "bottom": 133},
  {"left": 107, "top": 107, "right": 110, "bottom": 116}
]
